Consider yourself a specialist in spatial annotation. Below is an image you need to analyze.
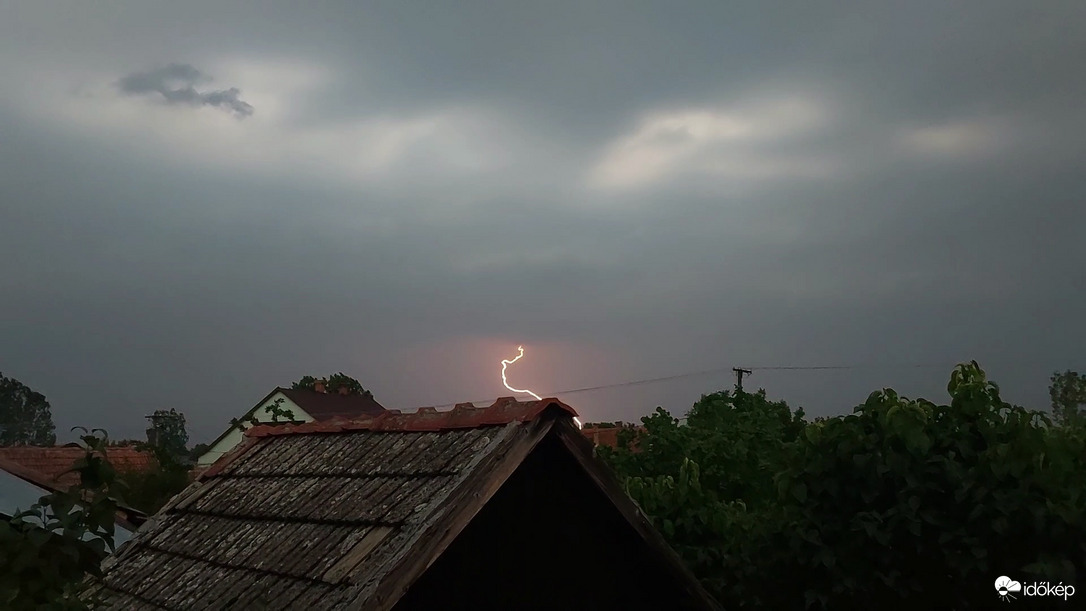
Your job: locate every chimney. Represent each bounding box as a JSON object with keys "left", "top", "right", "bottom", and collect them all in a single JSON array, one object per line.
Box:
[
  {"left": 314, "top": 379, "right": 327, "bottom": 393},
  {"left": 146, "top": 427, "right": 160, "bottom": 446}
]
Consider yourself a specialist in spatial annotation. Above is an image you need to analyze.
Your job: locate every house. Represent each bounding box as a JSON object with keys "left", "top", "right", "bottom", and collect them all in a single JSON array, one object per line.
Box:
[
  {"left": 582, "top": 425, "right": 623, "bottom": 448},
  {"left": 0, "top": 444, "right": 155, "bottom": 488},
  {"left": 0, "top": 455, "right": 146, "bottom": 549},
  {"left": 195, "top": 381, "right": 387, "bottom": 467},
  {"left": 88, "top": 397, "right": 720, "bottom": 610},
  {"left": 581, "top": 422, "right": 644, "bottom": 449}
]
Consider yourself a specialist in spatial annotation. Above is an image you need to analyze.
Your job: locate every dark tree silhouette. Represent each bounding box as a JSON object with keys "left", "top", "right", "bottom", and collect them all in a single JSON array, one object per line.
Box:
[
  {"left": 1050, "top": 370, "right": 1086, "bottom": 426},
  {"left": 0, "top": 372, "right": 56, "bottom": 446}
]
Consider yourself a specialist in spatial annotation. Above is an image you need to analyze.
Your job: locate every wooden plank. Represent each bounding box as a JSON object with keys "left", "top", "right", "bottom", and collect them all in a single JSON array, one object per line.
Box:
[{"left": 323, "top": 526, "right": 396, "bottom": 583}]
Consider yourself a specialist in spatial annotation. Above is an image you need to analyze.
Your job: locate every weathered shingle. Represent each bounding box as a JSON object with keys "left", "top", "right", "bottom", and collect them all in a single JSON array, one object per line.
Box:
[
  {"left": 93, "top": 396, "right": 719, "bottom": 610},
  {"left": 94, "top": 398, "right": 571, "bottom": 609}
]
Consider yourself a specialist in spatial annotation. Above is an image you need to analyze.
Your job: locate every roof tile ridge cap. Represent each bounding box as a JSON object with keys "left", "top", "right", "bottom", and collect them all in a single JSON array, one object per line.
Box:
[
  {"left": 245, "top": 417, "right": 326, "bottom": 437},
  {"left": 349, "top": 421, "right": 522, "bottom": 600},
  {"left": 244, "top": 423, "right": 274, "bottom": 437},
  {"left": 360, "top": 409, "right": 397, "bottom": 431},
  {"left": 452, "top": 401, "right": 480, "bottom": 414},
  {"left": 477, "top": 396, "right": 522, "bottom": 425},
  {"left": 520, "top": 397, "right": 579, "bottom": 421}
]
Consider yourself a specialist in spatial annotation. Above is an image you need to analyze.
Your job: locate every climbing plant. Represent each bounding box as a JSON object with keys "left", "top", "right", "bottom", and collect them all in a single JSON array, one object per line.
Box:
[{"left": 229, "top": 397, "right": 302, "bottom": 431}]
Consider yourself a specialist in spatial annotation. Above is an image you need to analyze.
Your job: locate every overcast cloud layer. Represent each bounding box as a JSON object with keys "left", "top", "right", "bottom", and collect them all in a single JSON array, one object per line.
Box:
[{"left": 1, "top": 1, "right": 1084, "bottom": 443}]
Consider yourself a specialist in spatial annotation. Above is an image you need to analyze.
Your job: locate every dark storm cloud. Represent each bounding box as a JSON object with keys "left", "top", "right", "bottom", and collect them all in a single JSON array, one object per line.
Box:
[
  {"left": 116, "top": 63, "right": 254, "bottom": 117},
  {"left": 0, "top": 1, "right": 1084, "bottom": 441}
]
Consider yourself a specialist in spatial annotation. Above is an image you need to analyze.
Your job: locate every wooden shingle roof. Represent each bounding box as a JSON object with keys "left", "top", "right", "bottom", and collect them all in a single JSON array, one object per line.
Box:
[{"left": 89, "top": 398, "right": 719, "bottom": 610}]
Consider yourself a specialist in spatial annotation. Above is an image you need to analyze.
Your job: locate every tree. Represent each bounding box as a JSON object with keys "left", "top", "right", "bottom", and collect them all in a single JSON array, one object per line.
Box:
[
  {"left": 601, "top": 388, "right": 805, "bottom": 508},
  {"left": 603, "top": 362, "right": 1086, "bottom": 608},
  {"left": 599, "top": 388, "right": 806, "bottom": 604},
  {"left": 1050, "top": 370, "right": 1086, "bottom": 426},
  {"left": 144, "top": 409, "right": 188, "bottom": 461},
  {"left": 0, "top": 372, "right": 56, "bottom": 446},
  {"left": 0, "top": 428, "right": 123, "bottom": 609},
  {"left": 292, "top": 373, "right": 372, "bottom": 397},
  {"left": 188, "top": 443, "right": 210, "bottom": 462},
  {"left": 118, "top": 462, "right": 189, "bottom": 515},
  {"left": 121, "top": 409, "right": 192, "bottom": 514}
]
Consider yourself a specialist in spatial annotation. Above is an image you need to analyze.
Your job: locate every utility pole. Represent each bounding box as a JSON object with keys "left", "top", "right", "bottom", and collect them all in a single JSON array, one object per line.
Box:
[{"left": 733, "top": 367, "right": 752, "bottom": 392}]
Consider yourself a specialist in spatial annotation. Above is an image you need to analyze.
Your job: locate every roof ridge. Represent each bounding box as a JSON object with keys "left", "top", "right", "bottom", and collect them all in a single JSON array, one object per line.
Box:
[{"left": 243, "top": 397, "right": 577, "bottom": 437}]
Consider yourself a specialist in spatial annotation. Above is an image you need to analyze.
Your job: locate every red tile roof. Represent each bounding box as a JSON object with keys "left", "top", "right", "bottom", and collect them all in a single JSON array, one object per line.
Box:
[
  {"left": 244, "top": 396, "right": 578, "bottom": 437},
  {"left": 0, "top": 455, "right": 63, "bottom": 495},
  {"left": 277, "top": 387, "right": 387, "bottom": 420},
  {"left": 0, "top": 453, "right": 148, "bottom": 528},
  {"left": 0, "top": 445, "right": 155, "bottom": 488},
  {"left": 581, "top": 425, "right": 645, "bottom": 450},
  {"left": 582, "top": 426, "right": 622, "bottom": 448}
]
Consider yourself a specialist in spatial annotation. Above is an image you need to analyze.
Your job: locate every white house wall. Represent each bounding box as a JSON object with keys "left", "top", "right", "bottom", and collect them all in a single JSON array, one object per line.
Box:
[{"left": 196, "top": 393, "right": 313, "bottom": 467}]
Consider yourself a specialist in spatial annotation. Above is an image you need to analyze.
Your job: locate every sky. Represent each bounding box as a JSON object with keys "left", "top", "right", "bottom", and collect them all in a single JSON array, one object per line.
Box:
[{"left": 1, "top": 1, "right": 1084, "bottom": 444}]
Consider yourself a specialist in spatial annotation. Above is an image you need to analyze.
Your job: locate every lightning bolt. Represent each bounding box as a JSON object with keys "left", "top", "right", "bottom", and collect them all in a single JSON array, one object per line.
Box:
[
  {"left": 499, "top": 345, "right": 582, "bottom": 429},
  {"left": 501, "top": 345, "right": 542, "bottom": 400}
]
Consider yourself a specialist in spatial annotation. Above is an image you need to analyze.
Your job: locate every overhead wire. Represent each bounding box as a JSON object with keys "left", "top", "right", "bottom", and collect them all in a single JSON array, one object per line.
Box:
[{"left": 422, "top": 361, "right": 959, "bottom": 409}]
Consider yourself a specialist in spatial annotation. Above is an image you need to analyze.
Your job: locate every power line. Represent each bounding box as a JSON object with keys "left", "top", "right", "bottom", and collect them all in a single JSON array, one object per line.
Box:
[{"left": 421, "top": 361, "right": 959, "bottom": 409}]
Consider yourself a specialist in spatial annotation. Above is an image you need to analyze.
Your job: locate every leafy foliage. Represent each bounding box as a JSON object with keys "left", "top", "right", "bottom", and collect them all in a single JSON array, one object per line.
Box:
[
  {"left": 601, "top": 389, "right": 805, "bottom": 509},
  {"left": 144, "top": 409, "right": 188, "bottom": 461},
  {"left": 120, "top": 409, "right": 194, "bottom": 514},
  {"left": 116, "top": 461, "right": 189, "bottom": 515},
  {"left": 291, "top": 373, "right": 372, "bottom": 397},
  {"left": 777, "top": 362, "right": 1083, "bottom": 608},
  {"left": 1050, "top": 370, "right": 1086, "bottom": 426},
  {"left": 0, "top": 372, "right": 56, "bottom": 446},
  {"left": 229, "top": 397, "right": 303, "bottom": 431},
  {"left": 603, "top": 363, "right": 1086, "bottom": 608},
  {"left": 0, "top": 428, "right": 123, "bottom": 609},
  {"left": 188, "top": 443, "right": 210, "bottom": 462}
]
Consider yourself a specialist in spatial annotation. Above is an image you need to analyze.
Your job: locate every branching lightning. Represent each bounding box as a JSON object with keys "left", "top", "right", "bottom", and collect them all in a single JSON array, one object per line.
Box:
[{"left": 500, "top": 345, "right": 542, "bottom": 400}]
